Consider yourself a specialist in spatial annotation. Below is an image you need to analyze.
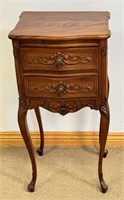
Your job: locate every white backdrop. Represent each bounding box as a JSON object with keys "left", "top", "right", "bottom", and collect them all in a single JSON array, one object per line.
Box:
[{"left": 0, "top": 0, "right": 123, "bottom": 132}]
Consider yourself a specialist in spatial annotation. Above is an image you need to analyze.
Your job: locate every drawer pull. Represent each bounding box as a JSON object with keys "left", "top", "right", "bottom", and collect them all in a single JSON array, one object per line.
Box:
[
  {"left": 57, "top": 84, "right": 65, "bottom": 95},
  {"left": 55, "top": 57, "right": 64, "bottom": 68}
]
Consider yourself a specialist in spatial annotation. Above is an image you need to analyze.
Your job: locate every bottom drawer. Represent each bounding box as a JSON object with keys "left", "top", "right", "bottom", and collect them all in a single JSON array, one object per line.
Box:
[{"left": 24, "top": 76, "right": 98, "bottom": 98}]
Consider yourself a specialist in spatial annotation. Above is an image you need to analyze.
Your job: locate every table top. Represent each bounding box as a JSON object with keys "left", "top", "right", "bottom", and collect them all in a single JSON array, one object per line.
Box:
[{"left": 9, "top": 11, "right": 111, "bottom": 40}]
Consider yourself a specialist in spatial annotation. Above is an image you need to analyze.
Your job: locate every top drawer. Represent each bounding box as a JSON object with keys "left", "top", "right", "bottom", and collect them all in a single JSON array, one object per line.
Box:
[{"left": 20, "top": 47, "right": 98, "bottom": 72}]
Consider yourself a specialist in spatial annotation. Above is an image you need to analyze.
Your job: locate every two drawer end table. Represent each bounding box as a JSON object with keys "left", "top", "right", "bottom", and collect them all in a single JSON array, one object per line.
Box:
[{"left": 9, "top": 11, "right": 111, "bottom": 193}]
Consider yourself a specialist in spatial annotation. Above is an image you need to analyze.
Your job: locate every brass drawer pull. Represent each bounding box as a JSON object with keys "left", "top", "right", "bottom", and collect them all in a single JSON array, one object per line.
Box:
[
  {"left": 57, "top": 84, "right": 65, "bottom": 95},
  {"left": 55, "top": 56, "right": 64, "bottom": 68}
]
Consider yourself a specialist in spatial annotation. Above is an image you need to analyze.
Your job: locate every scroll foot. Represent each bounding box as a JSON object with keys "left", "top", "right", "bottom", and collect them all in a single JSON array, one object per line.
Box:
[
  {"left": 103, "top": 149, "right": 108, "bottom": 158},
  {"left": 37, "top": 147, "right": 43, "bottom": 156},
  {"left": 99, "top": 174, "right": 108, "bottom": 193},
  {"left": 27, "top": 174, "right": 36, "bottom": 192}
]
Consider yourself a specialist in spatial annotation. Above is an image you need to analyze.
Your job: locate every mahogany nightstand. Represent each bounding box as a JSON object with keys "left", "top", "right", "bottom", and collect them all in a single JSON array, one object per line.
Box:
[{"left": 9, "top": 11, "right": 111, "bottom": 193}]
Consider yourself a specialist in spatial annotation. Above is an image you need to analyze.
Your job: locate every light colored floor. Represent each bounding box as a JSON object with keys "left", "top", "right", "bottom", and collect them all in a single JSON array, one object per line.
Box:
[{"left": 0, "top": 146, "right": 124, "bottom": 200}]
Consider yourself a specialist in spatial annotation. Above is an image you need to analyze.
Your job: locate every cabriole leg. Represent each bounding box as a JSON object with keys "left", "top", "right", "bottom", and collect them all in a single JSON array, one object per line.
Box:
[
  {"left": 34, "top": 107, "right": 44, "bottom": 156},
  {"left": 18, "top": 99, "right": 37, "bottom": 192},
  {"left": 98, "top": 100, "right": 110, "bottom": 193},
  {"left": 99, "top": 124, "right": 108, "bottom": 158}
]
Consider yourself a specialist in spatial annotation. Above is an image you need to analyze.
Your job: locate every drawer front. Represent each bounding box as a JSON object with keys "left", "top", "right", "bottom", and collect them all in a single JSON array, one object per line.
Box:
[
  {"left": 24, "top": 76, "right": 98, "bottom": 98},
  {"left": 21, "top": 47, "right": 98, "bottom": 72}
]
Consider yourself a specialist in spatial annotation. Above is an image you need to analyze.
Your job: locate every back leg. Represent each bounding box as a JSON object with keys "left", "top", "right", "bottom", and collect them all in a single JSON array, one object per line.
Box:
[{"left": 34, "top": 107, "right": 44, "bottom": 156}]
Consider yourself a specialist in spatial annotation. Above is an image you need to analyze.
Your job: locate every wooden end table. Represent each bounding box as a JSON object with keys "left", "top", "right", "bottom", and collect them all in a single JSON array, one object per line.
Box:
[{"left": 9, "top": 11, "right": 111, "bottom": 193}]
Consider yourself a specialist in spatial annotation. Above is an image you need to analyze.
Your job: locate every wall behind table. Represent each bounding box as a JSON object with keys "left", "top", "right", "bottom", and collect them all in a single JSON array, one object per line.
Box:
[{"left": 1, "top": 0, "right": 123, "bottom": 132}]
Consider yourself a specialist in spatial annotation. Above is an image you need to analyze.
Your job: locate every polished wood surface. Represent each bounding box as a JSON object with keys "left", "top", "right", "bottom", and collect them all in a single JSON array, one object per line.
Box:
[
  {"left": 9, "top": 11, "right": 111, "bottom": 193},
  {"left": 9, "top": 11, "right": 111, "bottom": 39}
]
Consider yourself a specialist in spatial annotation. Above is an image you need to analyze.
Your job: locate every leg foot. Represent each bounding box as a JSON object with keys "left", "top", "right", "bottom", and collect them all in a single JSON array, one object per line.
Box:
[
  {"left": 99, "top": 174, "right": 108, "bottom": 193},
  {"left": 103, "top": 149, "right": 108, "bottom": 158},
  {"left": 37, "top": 147, "right": 43, "bottom": 156},
  {"left": 27, "top": 173, "right": 36, "bottom": 192},
  {"left": 28, "top": 183, "right": 35, "bottom": 192}
]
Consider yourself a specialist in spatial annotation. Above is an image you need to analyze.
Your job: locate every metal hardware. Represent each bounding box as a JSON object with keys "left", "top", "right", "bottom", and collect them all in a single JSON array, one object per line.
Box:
[{"left": 55, "top": 57, "right": 64, "bottom": 68}]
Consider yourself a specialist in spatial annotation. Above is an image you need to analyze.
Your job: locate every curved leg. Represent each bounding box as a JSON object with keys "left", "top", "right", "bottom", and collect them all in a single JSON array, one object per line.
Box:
[
  {"left": 99, "top": 130, "right": 108, "bottom": 158},
  {"left": 102, "top": 77, "right": 110, "bottom": 159},
  {"left": 98, "top": 100, "right": 110, "bottom": 193},
  {"left": 34, "top": 107, "right": 44, "bottom": 156},
  {"left": 99, "top": 78, "right": 109, "bottom": 159},
  {"left": 18, "top": 99, "right": 37, "bottom": 192}
]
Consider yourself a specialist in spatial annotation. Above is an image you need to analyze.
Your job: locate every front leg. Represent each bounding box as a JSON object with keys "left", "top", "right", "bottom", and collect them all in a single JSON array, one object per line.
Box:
[
  {"left": 18, "top": 98, "right": 37, "bottom": 192},
  {"left": 98, "top": 100, "right": 110, "bottom": 193}
]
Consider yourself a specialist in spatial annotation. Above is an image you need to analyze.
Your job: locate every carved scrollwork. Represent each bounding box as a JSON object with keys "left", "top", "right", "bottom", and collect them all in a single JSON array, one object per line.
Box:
[
  {"left": 27, "top": 52, "right": 92, "bottom": 67},
  {"left": 18, "top": 97, "right": 28, "bottom": 110},
  {"left": 38, "top": 99, "right": 96, "bottom": 115},
  {"left": 99, "top": 100, "right": 109, "bottom": 118},
  {"left": 48, "top": 100, "right": 78, "bottom": 115}
]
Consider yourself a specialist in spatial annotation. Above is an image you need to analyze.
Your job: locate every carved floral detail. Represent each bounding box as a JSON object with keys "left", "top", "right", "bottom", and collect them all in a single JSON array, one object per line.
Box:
[
  {"left": 27, "top": 52, "right": 92, "bottom": 67},
  {"left": 28, "top": 99, "right": 97, "bottom": 115},
  {"left": 41, "top": 99, "right": 96, "bottom": 115}
]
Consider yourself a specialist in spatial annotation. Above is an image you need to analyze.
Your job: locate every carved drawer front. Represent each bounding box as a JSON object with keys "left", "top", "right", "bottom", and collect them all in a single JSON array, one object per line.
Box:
[
  {"left": 24, "top": 76, "right": 98, "bottom": 98},
  {"left": 21, "top": 47, "right": 98, "bottom": 72}
]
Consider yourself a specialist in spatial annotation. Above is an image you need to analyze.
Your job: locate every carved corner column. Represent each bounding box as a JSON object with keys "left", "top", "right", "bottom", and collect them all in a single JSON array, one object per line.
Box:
[{"left": 18, "top": 98, "right": 37, "bottom": 192}]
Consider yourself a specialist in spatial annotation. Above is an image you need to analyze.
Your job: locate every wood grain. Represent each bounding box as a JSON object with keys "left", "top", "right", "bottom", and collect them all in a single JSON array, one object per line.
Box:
[{"left": 9, "top": 12, "right": 111, "bottom": 40}]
